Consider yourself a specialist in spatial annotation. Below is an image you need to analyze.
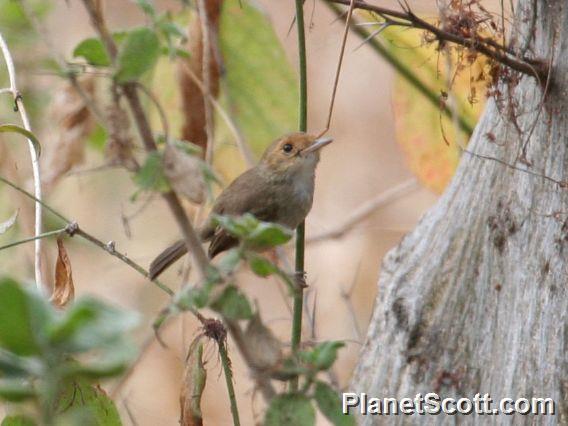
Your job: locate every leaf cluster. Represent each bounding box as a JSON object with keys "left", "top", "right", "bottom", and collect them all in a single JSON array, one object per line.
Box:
[{"left": 0, "top": 277, "right": 138, "bottom": 424}]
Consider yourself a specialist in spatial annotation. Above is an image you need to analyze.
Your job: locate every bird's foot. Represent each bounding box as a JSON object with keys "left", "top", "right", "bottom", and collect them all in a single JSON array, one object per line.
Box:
[{"left": 294, "top": 271, "right": 308, "bottom": 289}]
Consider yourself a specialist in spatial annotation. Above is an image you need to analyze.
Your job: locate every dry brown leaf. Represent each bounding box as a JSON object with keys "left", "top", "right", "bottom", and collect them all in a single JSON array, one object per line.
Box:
[
  {"left": 163, "top": 143, "right": 205, "bottom": 204},
  {"left": 177, "top": 0, "right": 223, "bottom": 154},
  {"left": 43, "top": 76, "right": 97, "bottom": 187},
  {"left": 50, "top": 237, "right": 75, "bottom": 308},
  {"left": 244, "top": 312, "right": 282, "bottom": 372},
  {"left": 180, "top": 338, "right": 207, "bottom": 426}
]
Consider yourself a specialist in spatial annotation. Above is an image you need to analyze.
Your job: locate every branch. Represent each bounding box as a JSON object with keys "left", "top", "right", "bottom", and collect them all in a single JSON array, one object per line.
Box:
[
  {"left": 79, "top": 0, "right": 211, "bottom": 280},
  {"left": 324, "top": 1, "right": 474, "bottom": 135},
  {"left": 0, "top": 31, "right": 46, "bottom": 294},
  {"left": 0, "top": 174, "right": 174, "bottom": 296},
  {"left": 307, "top": 178, "right": 419, "bottom": 243},
  {"left": 326, "top": 0, "right": 548, "bottom": 81}
]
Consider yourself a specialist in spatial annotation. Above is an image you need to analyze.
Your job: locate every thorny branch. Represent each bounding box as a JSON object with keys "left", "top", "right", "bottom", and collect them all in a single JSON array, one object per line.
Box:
[{"left": 327, "top": 0, "right": 548, "bottom": 81}]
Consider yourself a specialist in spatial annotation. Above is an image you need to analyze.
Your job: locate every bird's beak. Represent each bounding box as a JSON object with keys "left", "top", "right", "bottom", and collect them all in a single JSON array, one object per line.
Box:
[{"left": 302, "top": 137, "right": 333, "bottom": 155}]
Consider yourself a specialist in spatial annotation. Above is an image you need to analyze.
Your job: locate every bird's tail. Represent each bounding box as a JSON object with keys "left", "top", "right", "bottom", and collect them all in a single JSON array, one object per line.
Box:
[{"left": 149, "top": 240, "right": 188, "bottom": 280}]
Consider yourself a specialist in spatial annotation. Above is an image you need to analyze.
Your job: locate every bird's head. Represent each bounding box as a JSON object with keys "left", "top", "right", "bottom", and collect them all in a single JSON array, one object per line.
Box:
[{"left": 260, "top": 132, "right": 332, "bottom": 178}]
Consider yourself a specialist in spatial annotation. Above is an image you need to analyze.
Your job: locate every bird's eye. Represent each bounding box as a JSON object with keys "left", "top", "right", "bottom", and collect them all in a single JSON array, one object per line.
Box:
[{"left": 282, "top": 143, "right": 293, "bottom": 153}]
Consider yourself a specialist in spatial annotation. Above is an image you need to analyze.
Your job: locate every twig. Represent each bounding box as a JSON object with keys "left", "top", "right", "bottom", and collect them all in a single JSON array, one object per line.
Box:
[
  {"left": 320, "top": 0, "right": 356, "bottom": 135},
  {"left": 462, "top": 150, "right": 567, "bottom": 188},
  {"left": 133, "top": 82, "right": 169, "bottom": 143},
  {"left": 0, "top": 31, "right": 46, "bottom": 294},
  {"left": 324, "top": 2, "right": 474, "bottom": 135},
  {"left": 218, "top": 340, "right": 241, "bottom": 426},
  {"left": 290, "top": 0, "right": 309, "bottom": 393},
  {"left": 18, "top": 0, "right": 107, "bottom": 125},
  {"left": 326, "top": 0, "right": 548, "bottom": 80},
  {"left": 224, "top": 320, "right": 276, "bottom": 401},
  {"left": 340, "top": 264, "right": 363, "bottom": 341},
  {"left": 0, "top": 228, "right": 65, "bottom": 252},
  {"left": 308, "top": 178, "right": 418, "bottom": 243},
  {"left": 0, "top": 174, "right": 174, "bottom": 296}
]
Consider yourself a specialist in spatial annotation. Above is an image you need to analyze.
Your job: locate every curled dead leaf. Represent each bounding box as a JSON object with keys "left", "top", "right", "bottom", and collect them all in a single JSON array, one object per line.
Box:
[
  {"left": 244, "top": 312, "right": 282, "bottom": 372},
  {"left": 43, "top": 76, "right": 97, "bottom": 187},
  {"left": 178, "top": 0, "right": 222, "bottom": 155},
  {"left": 50, "top": 237, "right": 75, "bottom": 308},
  {"left": 163, "top": 143, "right": 205, "bottom": 204},
  {"left": 180, "top": 338, "right": 207, "bottom": 426}
]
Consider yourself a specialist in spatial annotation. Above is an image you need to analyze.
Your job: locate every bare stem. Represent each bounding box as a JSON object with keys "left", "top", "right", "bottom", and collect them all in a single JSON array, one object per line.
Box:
[
  {"left": 218, "top": 340, "right": 241, "bottom": 426},
  {"left": 0, "top": 31, "right": 46, "bottom": 294},
  {"left": 291, "top": 0, "right": 308, "bottom": 393},
  {"left": 0, "top": 228, "right": 65, "bottom": 251}
]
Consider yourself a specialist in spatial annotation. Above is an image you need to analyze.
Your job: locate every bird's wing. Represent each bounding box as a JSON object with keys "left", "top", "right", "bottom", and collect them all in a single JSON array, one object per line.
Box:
[{"left": 202, "top": 168, "right": 279, "bottom": 257}]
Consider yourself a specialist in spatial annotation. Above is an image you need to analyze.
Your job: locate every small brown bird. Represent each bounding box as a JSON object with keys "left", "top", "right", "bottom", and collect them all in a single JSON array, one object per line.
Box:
[{"left": 148, "top": 132, "right": 332, "bottom": 279}]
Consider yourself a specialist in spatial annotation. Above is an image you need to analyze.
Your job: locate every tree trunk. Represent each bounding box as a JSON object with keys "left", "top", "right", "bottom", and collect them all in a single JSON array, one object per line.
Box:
[{"left": 352, "top": 1, "right": 567, "bottom": 424}]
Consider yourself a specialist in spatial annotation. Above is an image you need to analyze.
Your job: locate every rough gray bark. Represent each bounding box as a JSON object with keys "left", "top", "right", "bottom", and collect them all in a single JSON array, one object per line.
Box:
[{"left": 352, "top": 1, "right": 567, "bottom": 425}]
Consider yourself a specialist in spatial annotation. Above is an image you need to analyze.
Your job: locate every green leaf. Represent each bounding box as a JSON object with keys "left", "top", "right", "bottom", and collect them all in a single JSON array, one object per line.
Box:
[
  {"left": 0, "top": 210, "right": 18, "bottom": 235},
  {"left": 0, "top": 379, "right": 35, "bottom": 402},
  {"left": 248, "top": 254, "right": 278, "bottom": 277},
  {"left": 0, "top": 349, "right": 41, "bottom": 377},
  {"left": 212, "top": 213, "right": 257, "bottom": 239},
  {"left": 220, "top": 0, "right": 298, "bottom": 155},
  {"left": 246, "top": 221, "right": 293, "bottom": 248},
  {"left": 157, "top": 20, "right": 185, "bottom": 40},
  {"left": 55, "top": 379, "right": 122, "bottom": 425},
  {"left": 0, "top": 124, "right": 41, "bottom": 158},
  {"left": 0, "top": 278, "right": 51, "bottom": 356},
  {"left": 314, "top": 381, "right": 356, "bottom": 426},
  {"left": 210, "top": 285, "right": 253, "bottom": 320},
  {"left": 72, "top": 38, "right": 111, "bottom": 67},
  {"left": 216, "top": 248, "right": 242, "bottom": 275},
  {"left": 1, "top": 415, "right": 36, "bottom": 426},
  {"left": 48, "top": 297, "right": 139, "bottom": 353},
  {"left": 133, "top": 152, "right": 170, "bottom": 193},
  {"left": 134, "top": 0, "right": 156, "bottom": 16},
  {"left": 300, "top": 341, "right": 345, "bottom": 371},
  {"left": 64, "top": 340, "right": 137, "bottom": 379},
  {"left": 115, "top": 27, "right": 160, "bottom": 82},
  {"left": 265, "top": 393, "right": 315, "bottom": 426},
  {"left": 212, "top": 214, "right": 293, "bottom": 248},
  {"left": 175, "top": 284, "right": 212, "bottom": 311}
]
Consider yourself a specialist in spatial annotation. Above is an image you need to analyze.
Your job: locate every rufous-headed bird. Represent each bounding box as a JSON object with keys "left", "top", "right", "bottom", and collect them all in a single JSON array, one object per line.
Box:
[{"left": 149, "top": 132, "right": 332, "bottom": 279}]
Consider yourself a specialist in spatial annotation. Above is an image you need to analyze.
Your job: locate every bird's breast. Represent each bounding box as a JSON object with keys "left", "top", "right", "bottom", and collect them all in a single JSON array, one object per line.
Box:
[{"left": 272, "top": 174, "right": 315, "bottom": 229}]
